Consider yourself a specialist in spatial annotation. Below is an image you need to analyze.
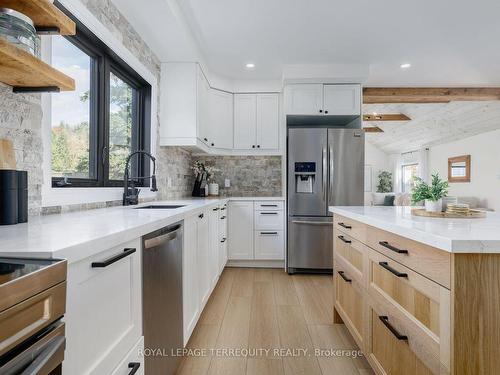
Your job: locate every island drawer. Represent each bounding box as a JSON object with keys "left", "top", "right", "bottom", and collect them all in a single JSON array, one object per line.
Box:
[
  {"left": 366, "top": 226, "right": 451, "bottom": 289},
  {"left": 334, "top": 214, "right": 367, "bottom": 242},
  {"left": 334, "top": 229, "right": 367, "bottom": 285},
  {"left": 334, "top": 261, "right": 365, "bottom": 350}
]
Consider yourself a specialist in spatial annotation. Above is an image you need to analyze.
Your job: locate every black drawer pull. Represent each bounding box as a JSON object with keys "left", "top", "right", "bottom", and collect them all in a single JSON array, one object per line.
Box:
[
  {"left": 128, "top": 362, "right": 141, "bottom": 375},
  {"left": 260, "top": 212, "right": 278, "bottom": 215},
  {"left": 261, "top": 232, "right": 278, "bottom": 235},
  {"left": 338, "top": 235, "right": 352, "bottom": 244},
  {"left": 379, "top": 262, "right": 408, "bottom": 278},
  {"left": 337, "top": 271, "right": 352, "bottom": 283},
  {"left": 221, "top": 238, "right": 227, "bottom": 243},
  {"left": 220, "top": 216, "right": 226, "bottom": 220},
  {"left": 92, "top": 248, "right": 136, "bottom": 268},
  {"left": 198, "top": 213, "right": 204, "bottom": 219},
  {"left": 379, "top": 316, "right": 408, "bottom": 341},
  {"left": 338, "top": 222, "right": 352, "bottom": 229},
  {"left": 379, "top": 241, "right": 408, "bottom": 254},
  {"left": 260, "top": 204, "right": 278, "bottom": 207},
  {"left": 221, "top": 207, "right": 226, "bottom": 211},
  {"left": 213, "top": 207, "right": 220, "bottom": 211}
]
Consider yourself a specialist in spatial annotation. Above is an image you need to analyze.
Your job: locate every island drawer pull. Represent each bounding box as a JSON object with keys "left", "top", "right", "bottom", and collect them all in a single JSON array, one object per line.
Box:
[
  {"left": 91, "top": 248, "right": 136, "bottom": 268},
  {"left": 379, "top": 241, "right": 408, "bottom": 254},
  {"left": 338, "top": 235, "right": 352, "bottom": 244},
  {"left": 379, "top": 262, "right": 408, "bottom": 278},
  {"left": 379, "top": 316, "right": 408, "bottom": 341},
  {"left": 338, "top": 222, "right": 352, "bottom": 229},
  {"left": 337, "top": 271, "right": 352, "bottom": 283}
]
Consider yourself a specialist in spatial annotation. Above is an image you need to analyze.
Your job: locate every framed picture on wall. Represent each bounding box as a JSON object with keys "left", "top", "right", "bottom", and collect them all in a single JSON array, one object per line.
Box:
[{"left": 364, "top": 165, "right": 372, "bottom": 192}]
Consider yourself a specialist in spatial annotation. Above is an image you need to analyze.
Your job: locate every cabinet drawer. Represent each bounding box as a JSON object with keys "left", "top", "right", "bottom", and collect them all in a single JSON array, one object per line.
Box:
[
  {"left": 366, "top": 226, "right": 451, "bottom": 289},
  {"left": 334, "top": 229, "right": 367, "bottom": 284},
  {"left": 64, "top": 238, "right": 142, "bottom": 375},
  {"left": 254, "top": 210, "right": 284, "bottom": 230},
  {"left": 254, "top": 200, "right": 284, "bottom": 210},
  {"left": 334, "top": 262, "right": 365, "bottom": 349},
  {"left": 111, "top": 337, "right": 144, "bottom": 375},
  {"left": 334, "top": 214, "right": 367, "bottom": 242},
  {"left": 255, "top": 230, "right": 284, "bottom": 260}
]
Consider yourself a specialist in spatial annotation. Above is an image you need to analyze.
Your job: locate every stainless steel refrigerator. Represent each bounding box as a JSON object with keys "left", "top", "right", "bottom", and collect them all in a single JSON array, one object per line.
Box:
[{"left": 287, "top": 127, "right": 365, "bottom": 273}]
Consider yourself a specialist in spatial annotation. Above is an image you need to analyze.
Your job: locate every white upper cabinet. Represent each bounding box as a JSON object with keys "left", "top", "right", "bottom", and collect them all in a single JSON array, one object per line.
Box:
[
  {"left": 284, "top": 84, "right": 323, "bottom": 115},
  {"left": 284, "top": 83, "right": 361, "bottom": 116},
  {"left": 234, "top": 94, "right": 257, "bottom": 150},
  {"left": 209, "top": 89, "right": 234, "bottom": 149},
  {"left": 323, "top": 84, "right": 361, "bottom": 115},
  {"left": 234, "top": 93, "right": 279, "bottom": 151},
  {"left": 256, "top": 94, "right": 280, "bottom": 150},
  {"left": 197, "top": 67, "right": 211, "bottom": 146}
]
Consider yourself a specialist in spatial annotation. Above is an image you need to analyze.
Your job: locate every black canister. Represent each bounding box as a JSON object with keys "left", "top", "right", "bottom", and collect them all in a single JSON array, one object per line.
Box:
[
  {"left": 0, "top": 170, "right": 19, "bottom": 225},
  {"left": 17, "top": 171, "right": 28, "bottom": 223}
]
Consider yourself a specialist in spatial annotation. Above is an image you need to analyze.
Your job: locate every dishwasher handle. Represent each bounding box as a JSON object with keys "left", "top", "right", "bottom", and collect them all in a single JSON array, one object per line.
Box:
[{"left": 144, "top": 225, "right": 182, "bottom": 249}]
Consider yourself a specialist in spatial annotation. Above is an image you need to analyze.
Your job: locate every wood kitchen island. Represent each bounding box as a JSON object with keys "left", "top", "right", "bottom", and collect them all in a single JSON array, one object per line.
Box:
[{"left": 329, "top": 206, "right": 500, "bottom": 375}]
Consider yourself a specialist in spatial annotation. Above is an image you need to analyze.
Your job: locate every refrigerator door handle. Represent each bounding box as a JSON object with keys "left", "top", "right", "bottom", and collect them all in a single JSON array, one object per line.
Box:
[
  {"left": 329, "top": 145, "right": 334, "bottom": 203},
  {"left": 322, "top": 147, "right": 327, "bottom": 202}
]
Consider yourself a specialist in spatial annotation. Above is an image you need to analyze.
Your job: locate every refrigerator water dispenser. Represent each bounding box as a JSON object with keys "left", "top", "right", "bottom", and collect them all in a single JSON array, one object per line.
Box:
[{"left": 294, "top": 162, "right": 315, "bottom": 194}]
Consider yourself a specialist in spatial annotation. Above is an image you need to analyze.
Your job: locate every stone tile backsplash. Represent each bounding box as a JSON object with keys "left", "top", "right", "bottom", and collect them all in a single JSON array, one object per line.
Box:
[{"left": 194, "top": 155, "right": 283, "bottom": 197}]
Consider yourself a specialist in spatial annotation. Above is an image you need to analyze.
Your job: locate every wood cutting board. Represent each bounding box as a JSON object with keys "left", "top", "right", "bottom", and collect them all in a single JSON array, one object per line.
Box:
[
  {"left": 412, "top": 208, "right": 486, "bottom": 219},
  {"left": 0, "top": 139, "right": 16, "bottom": 170}
]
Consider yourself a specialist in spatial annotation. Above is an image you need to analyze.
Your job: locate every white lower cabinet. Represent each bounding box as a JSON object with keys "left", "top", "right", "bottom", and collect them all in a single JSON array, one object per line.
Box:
[
  {"left": 228, "top": 200, "right": 285, "bottom": 261},
  {"left": 228, "top": 201, "right": 255, "bottom": 259},
  {"left": 219, "top": 203, "right": 228, "bottom": 273},
  {"left": 209, "top": 206, "right": 222, "bottom": 288},
  {"left": 64, "top": 239, "right": 142, "bottom": 375},
  {"left": 110, "top": 337, "right": 144, "bottom": 375}
]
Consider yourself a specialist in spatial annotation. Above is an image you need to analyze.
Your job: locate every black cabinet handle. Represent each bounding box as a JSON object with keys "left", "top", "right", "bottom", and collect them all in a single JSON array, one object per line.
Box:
[
  {"left": 325, "top": 110, "right": 329, "bottom": 114},
  {"left": 379, "top": 241, "right": 408, "bottom": 254},
  {"left": 204, "top": 138, "right": 208, "bottom": 142},
  {"left": 252, "top": 145, "right": 255, "bottom": 148},
  {"left": 338, "top": 271, "right": 352, "bottom": 283},
  {"left": 337, "top": 235, "right": 352, "bottom": 244},
  {"left": 221, "top": 207, "right": 226, "bottom": 211},
  {"left": 221, "top": 238, "right": 227, "bottom": 243},
  {"left": 257, "top": 145, "right": 261, "bottom": 148},
  {"left": 338, "top": 222, "right": 352, "bottom": 229},
  {"left": 379, "top": 316, "right": 408, "bottom": 341},
  {"left": 260, "top": 204, "right": 278, "bottom": 207},
  {"left": 261, "top": 232, "right": 278, "bottom": 235},
  {"left": 319, "top": 109, "right": 323, "bottom": 113},
  {"left": 92, "top": 248, "right": 136, "bottom": 268},
  {"left": 260, "top": 212, "right": 278, "bottom": 215},
  {"left": 213, "top": 207, "right": 220, "bottom": 211},
  {"left": 128, "top": 362, "right": 141, "bottom": 375},
  {"left": 199, "top": 213, "right": 204, "bottom": 219},
  {"left": 220, "top": 215, "right": 226, "bottom": 220},
  {"left": 379, "top": 262, "right": 408, "bottom": 278},
  {"left": 211, "top": 143, "right": 215, "bottom": 146}
]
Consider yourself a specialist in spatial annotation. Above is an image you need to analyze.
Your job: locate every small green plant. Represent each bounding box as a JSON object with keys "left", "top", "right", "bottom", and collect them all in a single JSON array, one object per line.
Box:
[
  {"left": 376, "top": 171, "right": 393, "bottom": 193},
  {"left": 411, "top": 173, "right": 449, "bottom": 204}
]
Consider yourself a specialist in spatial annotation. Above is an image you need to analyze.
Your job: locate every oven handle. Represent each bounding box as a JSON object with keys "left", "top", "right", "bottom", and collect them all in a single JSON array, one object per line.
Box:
[{"left": 21, "top": 336, "right": 66, "bottom": 375}]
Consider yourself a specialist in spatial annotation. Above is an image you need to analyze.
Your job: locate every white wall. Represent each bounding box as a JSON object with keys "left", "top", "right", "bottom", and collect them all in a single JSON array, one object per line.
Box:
[
  {"left": 365, "top": 141, "right": 391, "bottom": 205},
  {"left": 428, "top": 129, "right": 500, "bottom": 211}
]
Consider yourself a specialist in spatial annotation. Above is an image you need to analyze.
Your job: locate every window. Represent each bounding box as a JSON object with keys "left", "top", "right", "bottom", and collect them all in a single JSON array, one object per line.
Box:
[
  {"left": 401, "top": 163, "right": 419, "bottom": 192},
  {"left": 50, "top": 2, "right": 151, "bottom": 187}
]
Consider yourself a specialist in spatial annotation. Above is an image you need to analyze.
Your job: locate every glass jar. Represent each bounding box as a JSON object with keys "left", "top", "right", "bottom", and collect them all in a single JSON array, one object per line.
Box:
[{"left": 0, "top": 8, "right": 40, "bottom": 57}]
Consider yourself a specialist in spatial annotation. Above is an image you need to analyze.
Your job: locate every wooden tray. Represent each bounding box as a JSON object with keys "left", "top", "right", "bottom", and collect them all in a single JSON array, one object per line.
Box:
[{"left": 411, "top": 208, "right": 486, "bottom": 219}]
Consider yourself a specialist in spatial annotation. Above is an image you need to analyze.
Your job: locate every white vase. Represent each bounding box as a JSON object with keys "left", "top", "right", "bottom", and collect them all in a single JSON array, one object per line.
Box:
[
  {"left": 208, "top": 183, "right": 219, "bottom": 196},
  {"left": 425, "top": 199, "right": 443, "bottom": 212}
]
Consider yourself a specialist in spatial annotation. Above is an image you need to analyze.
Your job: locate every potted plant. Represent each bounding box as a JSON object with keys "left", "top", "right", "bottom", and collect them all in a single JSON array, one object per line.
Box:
[{"left": 411, "top": 173, "right": 449, "bottom": 212}]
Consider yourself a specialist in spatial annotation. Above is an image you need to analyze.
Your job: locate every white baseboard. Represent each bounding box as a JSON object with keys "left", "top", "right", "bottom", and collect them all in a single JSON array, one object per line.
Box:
[{"left": 226, "top": 260, "right": 285, "bottom": 268}]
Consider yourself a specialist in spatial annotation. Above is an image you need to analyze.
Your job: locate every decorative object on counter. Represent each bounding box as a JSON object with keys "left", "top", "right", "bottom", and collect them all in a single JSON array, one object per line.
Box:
[
  {"left": 411, "top": 207, "right": 486, "bottom": 218},
  {"left": 208, "top": 183, "right": 219, "bottom": 196},
  {"left": 0, "top": 170, "right": 27, "bottom": 225},
  {"left": 191, "top": 161, "right": 220, "bottom": 197},
  {"left": 376, "top": 170, "right": 393, "bottom": 193},
  {"left": 0, "top": 8, "right": 40, "bottom": 57},
  {"left": 411, "top": 173, "right": 449, "bottom": 212},
  {"left": 448, "top": 154, "right": 471, "bottom": 183},
  {"left": 442, "top": 196, "right": 458, "bottom": 211}
]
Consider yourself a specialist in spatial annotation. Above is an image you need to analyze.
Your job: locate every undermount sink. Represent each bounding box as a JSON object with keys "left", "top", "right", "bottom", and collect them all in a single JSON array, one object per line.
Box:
[{"left": 134, "top": 205, "right": 186, "bottom": 210}]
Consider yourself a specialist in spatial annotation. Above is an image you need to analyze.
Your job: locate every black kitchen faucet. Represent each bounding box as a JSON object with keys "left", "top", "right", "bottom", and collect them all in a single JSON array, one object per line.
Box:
[{"left": 123, "top": 150, "right": 158, "bottom": 206}]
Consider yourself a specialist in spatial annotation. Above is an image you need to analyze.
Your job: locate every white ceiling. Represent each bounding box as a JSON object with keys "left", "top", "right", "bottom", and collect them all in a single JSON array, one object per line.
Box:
[
  {"left": 112, "top": 0, "right": 500, "bottom": 84},
  {"left": 363, "top": 101, "right": 500, "bottom": 154}
]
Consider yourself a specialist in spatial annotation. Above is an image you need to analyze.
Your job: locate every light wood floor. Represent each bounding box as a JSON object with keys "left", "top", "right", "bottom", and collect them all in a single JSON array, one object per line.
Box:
[{"left": 176, "top": 267, "right": 374, "bottom": 375}]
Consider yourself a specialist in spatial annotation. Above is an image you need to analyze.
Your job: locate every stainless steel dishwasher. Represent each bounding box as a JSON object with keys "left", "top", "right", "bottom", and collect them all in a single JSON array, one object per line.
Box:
[{"left": 142, "top": 221, "right": 183, "bottom": 375}]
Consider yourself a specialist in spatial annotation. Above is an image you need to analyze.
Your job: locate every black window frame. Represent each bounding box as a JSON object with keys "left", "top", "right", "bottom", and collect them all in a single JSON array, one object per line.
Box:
[{"left": 51, "top": 1, "right": 151, "bottom": 188}]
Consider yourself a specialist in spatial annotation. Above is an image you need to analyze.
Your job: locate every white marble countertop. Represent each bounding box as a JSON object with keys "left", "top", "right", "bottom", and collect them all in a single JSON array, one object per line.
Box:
[
  {"left": 329, "top": 206, "right": 500, "bottom": 253},
  {"left": 0, "top": 197, "right": 284, "bottom": 263}
]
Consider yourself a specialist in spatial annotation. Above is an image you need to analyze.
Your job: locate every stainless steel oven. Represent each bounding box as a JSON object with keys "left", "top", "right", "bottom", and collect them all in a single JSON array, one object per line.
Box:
[{"left": 0, "top": 257, "right": 67, "bottom": 375}]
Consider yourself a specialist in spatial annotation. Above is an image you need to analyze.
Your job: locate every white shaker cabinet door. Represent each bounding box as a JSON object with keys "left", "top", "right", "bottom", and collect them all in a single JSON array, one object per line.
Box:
[
  {"left": 208, "top": 206, "right": 221, "bottom": 288},
  {"left": 285, "top": 84, "right": 323, "bottom": 115},
  {"left": 209, "top": 89, "right": 234, "bottom": 149},
  {"left": 323, "top": 84, "right": 361, "bottom": 115},
  {"left": 196, "top": 210, "right": 211, "bottom": 310},
  {"left": 183, "top": 214, "right": 200, "bottom": 345},
  {"left": 228, "top": 201, "right": 255, "bottom": 259},
  {"left": 256, "top": 93, "right": 280, "bottom": 150},
  {"left": 234, "top": 94, "right": 257, "bottom": 150}
]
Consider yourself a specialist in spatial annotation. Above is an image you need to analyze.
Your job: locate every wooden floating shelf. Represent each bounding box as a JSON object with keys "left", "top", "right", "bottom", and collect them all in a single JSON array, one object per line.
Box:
[
  {"left": 0, "top": 0, "right": 76, "bottom": 35},
  {"left": 363, "top": 126, "right": 384, "bottom": 133},
  {"left": 0, "top": 38, "right": 75, "bottom": 91},
  {"left": 363, "top": 113, "right": 411, "bottom": 121}
]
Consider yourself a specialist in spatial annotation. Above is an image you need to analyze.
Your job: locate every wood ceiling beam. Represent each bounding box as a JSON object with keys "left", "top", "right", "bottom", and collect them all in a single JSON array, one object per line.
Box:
[
  {"left": 363, "top": 87, "right": 500, "bottom": 104},
  {"left": 363, "top": 126, "right": 384, "bottom": 133},
  {"left": 363, "top": 114, "right": 411, "bottom": 121}
]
